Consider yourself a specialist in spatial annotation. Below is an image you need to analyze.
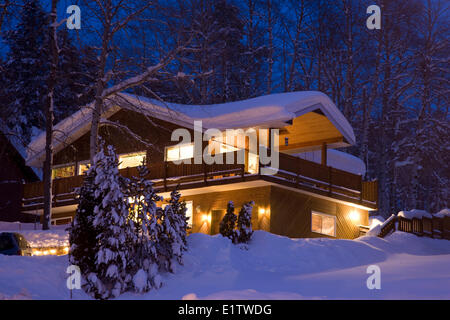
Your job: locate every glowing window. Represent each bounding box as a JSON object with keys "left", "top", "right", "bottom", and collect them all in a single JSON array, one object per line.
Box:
[
  {"left": 166, "top": 143, "right": 194, "bottom": 161},
  {"left": 311, "top": 211, "right": 336, "bottom": 237},
  {"left": 118, "top": 151, "right": 146, "bottom": 169},
  {"left": 247, "top": 153, "right": 259, "bottom": 174},
  {"left": 208, "top": 140, "right": 238, "bottom": 155},
  {"left": 78, "top": 162, "right": 90, "bottom": 175},
  {"left": 52, "top": 165, "right": 75, "bottom": 179}
]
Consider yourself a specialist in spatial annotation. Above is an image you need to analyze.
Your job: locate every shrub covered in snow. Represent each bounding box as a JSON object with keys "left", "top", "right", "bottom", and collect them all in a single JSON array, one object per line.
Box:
[
  {"left": 127, "top": 163, "right": 163, "bottom": 292},
  {"left": 219, "top": 201, "right": 237, "bottom": 240},
  {"left": 158, "top": 189, "right": 189, "bottom": 273},
  {"left": 235, "top": 201, "right": 255, "bottom": 244},
  {"left": 219, "top": 201, "right": 255, "bottom": 244}
]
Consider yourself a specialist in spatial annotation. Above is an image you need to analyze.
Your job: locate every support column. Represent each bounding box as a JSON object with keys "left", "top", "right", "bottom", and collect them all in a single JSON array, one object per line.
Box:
[{"left": 321, "top": 142, "right": 327, "bottom": 166}]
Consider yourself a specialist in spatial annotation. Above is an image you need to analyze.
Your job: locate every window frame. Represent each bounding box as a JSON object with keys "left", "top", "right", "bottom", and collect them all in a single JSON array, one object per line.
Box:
[
  {"left": 311, "top": 211, "right": 336, "bottom": 237},
  {"left": 118, "top": 151, "right": 147, "bottom": 169},
  {"left": 164, "top": 143, "right": 194, "bottom": 162},
  {"left": 51, "top": 163, "right": 76, "bottom": 179}
]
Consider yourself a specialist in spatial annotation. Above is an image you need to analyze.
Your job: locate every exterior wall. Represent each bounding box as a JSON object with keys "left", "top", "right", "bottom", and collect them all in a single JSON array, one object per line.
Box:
[
  {"left": 0, "top": 135, "right": 39, "bottom": 222},
  {"left": 53, "top": 109, "right": 195, "bottom": 166},
  {"left": 179, "top": 185, "right": 368, "bottom": 239},
  {"left": 177, "top": 186, "right": 271, "bottom": 235},
  {"left": 42, "top": 186, "right": 368, "bottom": 240},
  {"left": 269, "top": 186, "right": 368, "bottom": 239}
]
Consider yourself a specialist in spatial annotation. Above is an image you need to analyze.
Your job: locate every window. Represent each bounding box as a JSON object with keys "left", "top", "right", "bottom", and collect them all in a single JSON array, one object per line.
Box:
[
  {"left": 118, "top": 151, "right": 146, "bottom": 169},
  {"left": 165, "top": 143, "right": 194, "bottom": 161},
  {"left": 311, "top": 211, "right": 336, "bottom": 237},
  {"left": 185, "top": 201, "right": 193, "bottom": 228},
  {"left": 52, "top": 165, "right": 75, "bottom": 179},
  {"left": 208, "top": 139, "right": 238, "bottom": 155},
  {"left": 78, "top": 161, "right": 90, "bottom": 175},
  {"left": 247, "top": 153, "right": 259, "bottom": 174},
  {"left": 51, "top": 217, "right": 73, "bottom": 226}
]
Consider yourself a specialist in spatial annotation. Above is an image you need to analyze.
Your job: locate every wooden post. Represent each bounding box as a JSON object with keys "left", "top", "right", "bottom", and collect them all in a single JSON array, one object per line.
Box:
[
  {"left": 321, "top": 142, "right": 327, "bottom": 166},
  {"left": 328, "top": 166, "right": 332, "bottom": 195},
  {"left": 203, "top": 162, "right": 207, "bottom": 184},
  {"left": 359, "top": 175, "right": 363, "bottom": 203},
  {"left": 163, "top": 161, "right": 167, "bottom": 191}
]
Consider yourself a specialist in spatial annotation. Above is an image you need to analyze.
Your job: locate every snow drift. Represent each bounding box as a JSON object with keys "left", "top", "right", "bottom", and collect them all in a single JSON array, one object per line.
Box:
[{"left": 0, "top": 230, "right": 449, "bottom": 300}]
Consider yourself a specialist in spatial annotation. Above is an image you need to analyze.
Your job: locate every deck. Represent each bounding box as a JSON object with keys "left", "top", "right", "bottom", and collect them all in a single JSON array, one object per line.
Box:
[{"left": 22, "top": 151, "right": 378, "bottom": 212}]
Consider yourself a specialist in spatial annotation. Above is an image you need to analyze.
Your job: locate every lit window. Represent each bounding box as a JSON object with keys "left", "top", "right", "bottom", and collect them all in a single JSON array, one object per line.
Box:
[
  {"left": 248, "top": 153, "right": 259, "bottom": 174},
  {"left": 208, "top": 140, "right": 238, "bottom": 155},
  {"left": 52, "top": 165, "right": 75, "bottom": 179},
  {"left": 185, "top": 201, "right": 193, "bottom": 227},
  {"left": 166, "top": 143, "right": 194, "bottom": 161},
  {"left": 311, "top": 211, "right": 336, "bottom": 237},
  {"left": 118, "top": 151, "right": 146, "bottom": 169},
  {"left": 78, "top": 161, "right": 90, "bottom": 175}
]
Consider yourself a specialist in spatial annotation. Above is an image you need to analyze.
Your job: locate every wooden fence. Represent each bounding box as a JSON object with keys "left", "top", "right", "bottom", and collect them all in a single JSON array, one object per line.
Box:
[{"left": 378, "top": 215, "right": 450, "bottom": 240}]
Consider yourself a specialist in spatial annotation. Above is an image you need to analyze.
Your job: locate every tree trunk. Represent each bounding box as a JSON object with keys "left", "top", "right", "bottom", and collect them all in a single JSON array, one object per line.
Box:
[{"left": 42, "top": 0, "right": 58, "bottom": 230}]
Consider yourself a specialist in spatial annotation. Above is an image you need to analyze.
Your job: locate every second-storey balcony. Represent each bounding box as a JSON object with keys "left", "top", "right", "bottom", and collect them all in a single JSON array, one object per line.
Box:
[{"left": 21, "top": 151, "right": 378, "bottom": 213}]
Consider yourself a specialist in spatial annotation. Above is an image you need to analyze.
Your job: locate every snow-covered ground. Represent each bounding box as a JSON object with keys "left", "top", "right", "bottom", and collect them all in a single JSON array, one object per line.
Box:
[{"left": 0, "top": 230, "right": 449, "bottom": 300}]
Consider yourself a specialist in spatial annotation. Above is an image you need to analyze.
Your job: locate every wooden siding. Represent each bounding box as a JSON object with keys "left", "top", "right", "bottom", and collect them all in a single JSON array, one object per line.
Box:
[
  {"left": 269, "top": 186, "right": 368, "bottom": 239},
  {"left": 279, "top": 112, "right": 345, "bottom": 152},
  {"left": 179, "top": 186, "right": 271, "bottom": 235},
  {"left": 53, "top": 108, "right": 195, "bottom": 166}
]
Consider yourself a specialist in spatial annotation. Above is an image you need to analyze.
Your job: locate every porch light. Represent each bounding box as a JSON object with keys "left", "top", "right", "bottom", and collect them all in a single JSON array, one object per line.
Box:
[
  {"left": 349, "top": 210, "right": 359, "bottom": 223},
  {"left": 258, "top": 208, "right": 266, "bottom": 215},
  {"left": 202, "top": 214, "right": 211, "bottom": 224}
]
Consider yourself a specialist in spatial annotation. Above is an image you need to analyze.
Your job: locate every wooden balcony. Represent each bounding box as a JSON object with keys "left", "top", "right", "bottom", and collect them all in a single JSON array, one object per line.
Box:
[{"left": 22, "top": 151, "right": 378, "bottom": 212}]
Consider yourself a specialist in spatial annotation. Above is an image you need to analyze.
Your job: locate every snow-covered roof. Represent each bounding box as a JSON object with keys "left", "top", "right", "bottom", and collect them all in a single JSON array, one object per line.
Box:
[
  {"left": 293, "top": 149, "right": 366, "bottom": 176},
  {"left": 0, "top": 120, "right": 42, "bottom": 179},
  {"left": 26, "top": 91, "right": 355, "bottom": 167}
]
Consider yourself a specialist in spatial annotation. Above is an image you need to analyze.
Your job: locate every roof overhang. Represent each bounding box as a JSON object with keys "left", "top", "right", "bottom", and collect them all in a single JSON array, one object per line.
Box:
[{"left": 26, "top": 91, "right": 356, "bottom": 168}]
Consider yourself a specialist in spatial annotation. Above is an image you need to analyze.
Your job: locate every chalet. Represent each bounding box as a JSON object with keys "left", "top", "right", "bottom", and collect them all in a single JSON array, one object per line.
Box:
[
  {"left": 0, "top": 125, "right": 41, "bottom": 222},
  {"left": 23, "top": 91, "right": 377, "bottom": 238}
]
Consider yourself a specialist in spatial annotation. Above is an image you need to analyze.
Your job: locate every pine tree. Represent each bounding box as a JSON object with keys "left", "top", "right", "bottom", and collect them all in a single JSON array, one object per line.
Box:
[
  {"left": 0, "top": 1, "right": 96, "bottom": 142},
  {"left": 86, "top": 144, "right": 134, "bottom": 299},
  {"left": 219, "top": 201, "right": 237, "bottom": 240},
  {"left": 235, "top": 201, "right": 254, "bottom": 244},
  {"left": 167, "top": 188, "right": 188, "bottom": 263},
  {"left": 128, "top": 163, "right": 162, "bottom": 292},
  {"left": 68, "top": 156, "right": 99, "bottom": 290},
  {"left": 2, "top": 0, "right": 49, "bottom": 141},
  {"left": 158, "top": 193, "right": 188, "bottom": 273}
]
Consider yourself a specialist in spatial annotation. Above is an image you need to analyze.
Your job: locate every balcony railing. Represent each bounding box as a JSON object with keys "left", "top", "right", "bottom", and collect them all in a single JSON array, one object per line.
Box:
[{"left": 22, "top": 151, "right": 377, "bottom": 211}]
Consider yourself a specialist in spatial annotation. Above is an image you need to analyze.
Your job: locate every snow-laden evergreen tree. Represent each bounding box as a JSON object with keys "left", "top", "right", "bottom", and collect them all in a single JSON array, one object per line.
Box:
[
  {"left": 158, "top": 190, "right": 188, "bottom": 273},
  {"left": 2, "top": 0, "right": 49, "bottom": 141},
  {"left": 86, "top": 144, "right": 134, "bottom": 299},
  {"left": 235, "top": 201, "right": 254, "bottom": 244},
  {"left": 128, "top": 163, "right": 162, "bottom": 293},
  {"left": 68, "top": 163, "right": 99, "bottom": 285},
  {"left": 219, "top": 201, "right": 237, "bottom": 240},
  {"left": 0, "top": 1, "right": 96, "bottom": 142},
  {"left": 167, "top": 188, "right": 188, "bottom": 263}
]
